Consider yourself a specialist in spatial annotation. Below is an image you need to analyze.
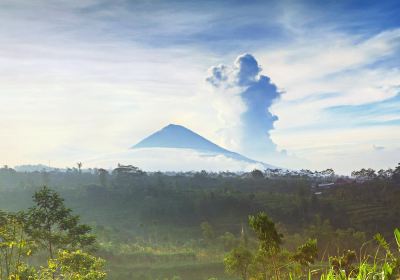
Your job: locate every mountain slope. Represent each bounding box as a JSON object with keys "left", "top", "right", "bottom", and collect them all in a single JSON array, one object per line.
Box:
[
  {"left": 133, "top": 124, "right": 229, "bottom": 153},
  {"left": 84, "top": 124, "right": 276, "bottom": 171},
  {"left": 132, "top": 124, "right": 273, "bottom": 167}
]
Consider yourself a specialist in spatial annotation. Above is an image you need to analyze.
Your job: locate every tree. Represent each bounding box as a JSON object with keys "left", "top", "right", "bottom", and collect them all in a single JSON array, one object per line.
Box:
[
  {"left": 249, "top": 212, "right": 283, "bottom": 279},
  {"left": 0, "top": 211, "right": 35, "bottom": 279},
  {"left": 97, "top": 169, "right": 108, "bottom": 187},
  {"left": 377, "top": 168, "right": 393, "bottom": 180},
  {"left": 351, "top": 168, "right": 377, "bottom": 181},
  {"left": 392, "top": 163, "right": 400, "bottom": 184},
  {"left": 201, "top": 221, "right": 215, "bottom": 244},
  {"left": 251, "top": 169, "right": 264, "bottom": 179},
  {"left": 0, "top": 189, "right": 106, "bottom": 280},
  {"left": 329, "top": 250, "right": 357, "bottom": 276},
  {"left": 292, "top": 239, "right": 318, "bottom": 268},
  {"left": 26, "top": 186, "right": 95, "bottom": 259},
  {"left": 321, "top": 168, "right": 335, "bottom": 178},
  {"left": 76, "top": 162, "right": 83, "bottom": 174},
  {"left": 39, "top": 250, "right": 106, "bottom": 280},
  {"left": 249, "top": 212, "right": 282, "bottom": 253},
  {"left": 224, "top": 246, "right": 253, "bottom": 280}
]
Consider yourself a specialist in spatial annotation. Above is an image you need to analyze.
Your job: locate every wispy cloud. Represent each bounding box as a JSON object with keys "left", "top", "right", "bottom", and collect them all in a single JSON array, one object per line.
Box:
[
  {"left": 0, "top": 0, "right": 399, "bottom": 173},
  {"left": 259, "top": 27, "right": 400, "bottom": 172}
]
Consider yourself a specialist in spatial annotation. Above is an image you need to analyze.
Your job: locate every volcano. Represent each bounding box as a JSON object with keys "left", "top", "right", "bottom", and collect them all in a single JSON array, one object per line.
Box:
[
  {"left": 86, "top": 124, "right": 275, "bottom": 171},
  {"left": 132, "top": 124, "right": 274, "bottom": 165}
]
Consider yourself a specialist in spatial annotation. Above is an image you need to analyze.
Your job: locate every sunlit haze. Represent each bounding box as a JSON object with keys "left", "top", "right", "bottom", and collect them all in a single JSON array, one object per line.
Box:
[{"left": 1, "top": 0, "right": 399, "bottom": 174}]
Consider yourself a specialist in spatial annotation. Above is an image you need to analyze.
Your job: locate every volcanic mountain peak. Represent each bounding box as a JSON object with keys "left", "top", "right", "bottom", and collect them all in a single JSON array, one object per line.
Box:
[
  {"left": 132, "top": 124, "right": 229, "bottom": 153},
  {"left": 132, "top": 124, "right": 275, "bottom": 169}
]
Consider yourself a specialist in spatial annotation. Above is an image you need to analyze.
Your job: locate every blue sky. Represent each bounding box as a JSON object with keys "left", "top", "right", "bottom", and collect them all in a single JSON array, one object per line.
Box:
[{"left": 0, "top": 0, "right": 399, "bottom": 173}]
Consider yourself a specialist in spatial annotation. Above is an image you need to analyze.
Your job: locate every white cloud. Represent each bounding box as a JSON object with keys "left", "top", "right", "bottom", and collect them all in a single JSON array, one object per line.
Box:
[
  {"left": 0, "top": 35, "right": 220, "bottom": 166},
  {"left": 1, "top": 0, "right": 399, "bottom": 174},
  {"left": 254, "top": 28, "right": 400, "bottom": 172},
  {"left": 260, "top": 29, "right": 400, "bottom": 103}
]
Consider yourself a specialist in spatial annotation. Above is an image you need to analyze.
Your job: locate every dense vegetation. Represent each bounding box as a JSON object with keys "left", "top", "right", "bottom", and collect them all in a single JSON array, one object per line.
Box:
[
  {"left": 0, "top": 163, "right": 399, "bottom": 279},
  {"left": 0, "top": 186, "right": 106, "bottom": 279}
]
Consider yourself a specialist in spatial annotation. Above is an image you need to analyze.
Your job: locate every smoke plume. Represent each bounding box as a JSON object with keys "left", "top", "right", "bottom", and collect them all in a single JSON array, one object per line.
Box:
[{"left": 206, "top": 53, "right": 281, "bottom": 160}]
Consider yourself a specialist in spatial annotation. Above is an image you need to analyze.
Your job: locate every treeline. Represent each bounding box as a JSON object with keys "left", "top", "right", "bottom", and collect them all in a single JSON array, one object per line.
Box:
[{"left": 0, "top": 163, "right": 399, "bottom": 234}]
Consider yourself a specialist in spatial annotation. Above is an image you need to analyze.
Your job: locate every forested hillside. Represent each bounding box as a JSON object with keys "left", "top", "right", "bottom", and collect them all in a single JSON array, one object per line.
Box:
[{"left": 0, "top": 163, "right": 399, "bottom": 279}]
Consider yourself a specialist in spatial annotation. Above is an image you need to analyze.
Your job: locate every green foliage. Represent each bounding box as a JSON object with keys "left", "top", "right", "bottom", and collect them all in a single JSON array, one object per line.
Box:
[
  {"left": 218, "top": 232, "right": 238, "bottom": 251},
  {"left": 225, "top": 213, "right": 315, "bottom": 280},
  {"left": 224, "top": 211, "right": 400, "bottom": 280},
  {"left": 223, "top": 246, "right": 253, "bottom": 280},
  {"left": 319, "top": 229, "right": 400, "bottom": 279},
  {"left": 0, "top": 211, "right": 35, "bottom": 279},
  {"left": 200, "top": 222, "right": 215, "bottom": 244},
  {"left": 26, "top": 186, "right": 95, "bottom": 258},
  {"left": 8, "top": 262, "right": 37, "bottom": 280},
  {"left": 0, "top": 189, "right": 106, "bottom": 280},
  {"left": 1, "top": 163, "right": 400, "bottom": 279},
  {"left": 248, "top": 212, "right": 282, "bottom": 254},
  {"left": 39, "top": 250, "right": 106, "bottom": 280},
  {"left": 292, "top": 239, "right": 318, "bottom": 267},
  {"left": 394, "top": 228, "right": 400, "bottom": 250},
  {"left": 328, "top": 250, "right": 357, "bottom": 276},
  {"left": 375, "top": 233, "right": 392, "bottom": 256}
]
